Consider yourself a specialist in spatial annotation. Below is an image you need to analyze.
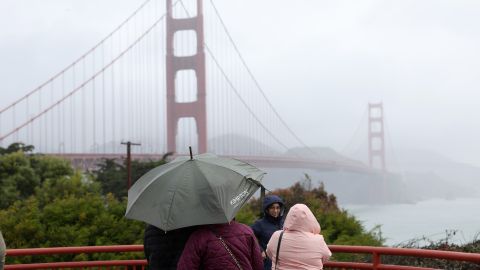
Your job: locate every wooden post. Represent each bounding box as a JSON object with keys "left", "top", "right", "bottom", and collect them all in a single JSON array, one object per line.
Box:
[{"left": 121, "top": 141, "right": 141, "bottom": 189}]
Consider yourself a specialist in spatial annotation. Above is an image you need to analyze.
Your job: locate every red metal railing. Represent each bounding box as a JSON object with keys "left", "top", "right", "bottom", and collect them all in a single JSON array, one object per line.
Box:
[
  {"left": 5, "top": 245, "right": 147, "bottom": 270},
  {"left": 326, "top": 245, "right": 480, "bottom": 270},
  {"left": 4, "top": 244, "right": 480, "bottom": 269}
]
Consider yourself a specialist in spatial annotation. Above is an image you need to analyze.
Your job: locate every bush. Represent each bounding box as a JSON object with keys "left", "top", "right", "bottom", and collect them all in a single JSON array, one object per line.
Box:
[{"left": 383, "top": 232, "right": 480, "bottom": 269}]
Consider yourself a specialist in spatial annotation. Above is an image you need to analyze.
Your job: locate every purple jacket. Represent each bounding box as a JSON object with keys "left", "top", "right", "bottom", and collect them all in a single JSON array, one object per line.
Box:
[{"left": 177, "top": 222, "right": 263, "bottom": 270}]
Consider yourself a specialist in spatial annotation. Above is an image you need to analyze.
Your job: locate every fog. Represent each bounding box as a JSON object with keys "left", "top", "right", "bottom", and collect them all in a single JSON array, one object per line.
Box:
[{"left": 2, "top": 0, "right": 480, "bottom": 169}]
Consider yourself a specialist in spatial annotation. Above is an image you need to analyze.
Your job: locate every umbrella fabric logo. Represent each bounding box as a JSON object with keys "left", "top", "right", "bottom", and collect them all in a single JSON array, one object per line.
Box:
[{"left": 230, "top": 189, "right": 250, "bottom": 206}]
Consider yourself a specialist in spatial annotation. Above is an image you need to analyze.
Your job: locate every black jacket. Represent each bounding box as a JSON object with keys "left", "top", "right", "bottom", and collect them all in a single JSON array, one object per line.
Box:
[
  {"left": 251, "top": 195, "right": 285, "bottom": 270},
  {"left": 144, "top": 224, "right": 197, "bottom": 270}
]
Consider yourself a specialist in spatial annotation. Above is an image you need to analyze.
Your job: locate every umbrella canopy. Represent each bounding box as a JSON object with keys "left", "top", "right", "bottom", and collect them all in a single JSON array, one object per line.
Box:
[{"left": 125, "top": 153, "right": 265, "bottom": 231}]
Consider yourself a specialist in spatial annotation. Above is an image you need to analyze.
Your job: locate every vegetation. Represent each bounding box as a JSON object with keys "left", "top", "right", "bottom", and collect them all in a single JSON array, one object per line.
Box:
[
  {"left": 0, "top": 142, "right": 34, "bottom": 155},
  {"left": 0, "top": 143, "right": 163, "bottom": 263},
  {"left": 92, "top": 154, "right": 169, "bottom": 199},
  {"left": 381, "top": 232, "right": 480, "bottom": 269},
  {"left": 0, "top": 143, "right": 73, "bottom": 209}
]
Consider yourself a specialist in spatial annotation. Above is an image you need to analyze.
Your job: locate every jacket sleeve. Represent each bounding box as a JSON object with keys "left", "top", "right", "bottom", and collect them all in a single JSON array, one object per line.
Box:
[
  {"left": 317, "top": 235, "right": 332, "bottom": 262},
  {"left": 177, "top": 233, "right": 203, "bottom": 270},
  {"left": 143, "top": 226, "right": 152, "bottom": 263},
  {"left": 265, "top": 231, "right": 279, "bottom": 261},
  {"left": 250, "top": 221, "right": 261, "bottom": 239},
  {"left": 250, "top": 221, "right": 263, "bottom": 251},
  {"left": 250, "top": 234, "right": 264, "bottom": 270}
]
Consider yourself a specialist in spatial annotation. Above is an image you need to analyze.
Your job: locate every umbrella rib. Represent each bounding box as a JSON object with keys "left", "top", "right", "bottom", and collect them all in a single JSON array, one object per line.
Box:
[
  {"left": 164, "top": 184, "right": 181, "bottom": 231},
  {"left": 198, "top": 163, "right": 260, "bottom": 223},
  {"left": 196, "top": 159, "right": 265, "bottom": 180},
  {"left": 201, "top": 170, "right": 232, "bottom": 223},
  {"left": 127, "top": 161, "right": 183, "bottom": 213},
  {"left": 134, "top": 162, "right": 181, "bottom": 196}
]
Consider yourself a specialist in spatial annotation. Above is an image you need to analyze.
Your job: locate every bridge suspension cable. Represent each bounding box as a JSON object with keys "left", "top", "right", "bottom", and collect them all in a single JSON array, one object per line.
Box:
[
  {"left": 1, "top": 13, "right": 168, "bottom": 142},
  {"left": 205, "top": 0, "right": 319, "bottom": 157},
  {"left": 175, "top": 0, "right": 322, "bottom": 158},
  {"left": 203, "top": 45, "right": 295, "bottom": 156},
  {"left": 383, "top": 111, "right": 402, "bottom": 174},
  {"left": 0, "top": 1, "right": 176, "bottom": 147},
  {"left": 0, "top": 0, "right": 152, "bottom": 115},
  {"left": 341, "top": 107, "right": 368, "bottom": 159}
]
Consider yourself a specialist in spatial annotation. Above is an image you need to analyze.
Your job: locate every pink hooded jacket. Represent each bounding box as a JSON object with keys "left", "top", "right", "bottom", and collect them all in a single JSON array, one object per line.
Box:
[{"left": 266, "top": 204, "right": 332, "bottom": 270}]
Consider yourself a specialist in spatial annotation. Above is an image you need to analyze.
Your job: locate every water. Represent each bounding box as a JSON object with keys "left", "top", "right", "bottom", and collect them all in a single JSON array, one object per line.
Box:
[{"left": 342, "top": 197, "right": 480, "bottom": 246}]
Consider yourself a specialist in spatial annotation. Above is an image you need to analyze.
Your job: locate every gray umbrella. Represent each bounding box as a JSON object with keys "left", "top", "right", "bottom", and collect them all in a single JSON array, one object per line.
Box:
[{"left": 125, "top": 153, "right": 265, "bottom": 231}]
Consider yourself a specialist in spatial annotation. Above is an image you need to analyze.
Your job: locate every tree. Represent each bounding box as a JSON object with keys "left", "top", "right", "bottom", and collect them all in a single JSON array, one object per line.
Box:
[
  {"left": 0, "top": 151, "right": 39, "bottom": 208},
  {"left": 29, "top": 155, "right": 73, "bottom": 184},
  {"left": 92, "top": 158, "right": 126, "bottom": 198},
  {"left": 0, "top": 150, "right": 73, "bottom": 209},
  {"left": 0, "top": 142, "right": 34, "bottom": 155},
  {"left": 0, "top": 172, "right": 145, "bottom": 264},
  {"left": 92, "top": 155, "right": 170, "bottom": 199}
]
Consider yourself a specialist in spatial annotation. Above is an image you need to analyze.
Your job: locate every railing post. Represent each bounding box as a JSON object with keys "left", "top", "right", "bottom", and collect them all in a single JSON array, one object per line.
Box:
[{"left": 372, "top": 251, "right": 380, "bottom": 270}]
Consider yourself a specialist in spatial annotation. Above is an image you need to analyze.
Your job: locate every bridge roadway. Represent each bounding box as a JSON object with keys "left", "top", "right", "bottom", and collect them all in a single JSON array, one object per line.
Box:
[{"left": 49, "top": 153, "right": 377, "bottom": 174}]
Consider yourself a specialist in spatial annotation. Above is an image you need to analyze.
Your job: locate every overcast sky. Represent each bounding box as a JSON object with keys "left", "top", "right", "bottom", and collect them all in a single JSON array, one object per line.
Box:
[{"left": 1, "top": 0, "right": 480, "bottom": 166}]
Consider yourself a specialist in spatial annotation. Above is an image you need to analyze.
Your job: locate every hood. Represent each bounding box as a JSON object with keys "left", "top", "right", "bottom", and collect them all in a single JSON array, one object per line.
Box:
[
  {"left": 283, "top": 203, "right": 320, "bottom": 234},
  {"left": 262, "top": 195, "right": 284, "bottom": 212}
]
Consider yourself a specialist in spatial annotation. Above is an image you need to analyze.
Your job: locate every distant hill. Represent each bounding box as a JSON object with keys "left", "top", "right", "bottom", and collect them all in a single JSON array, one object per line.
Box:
[
  {"left": 389, "top": 148, "right": 480, "bottom": 196},
  {"left": 207, "top": 134, "right": 279, "bottom": 156},
  {"left": 342, "top": 147, "right": 480, "bottom": 201},
  {"left": 284, "top": 146, "right": 364, "bottom": 165}
]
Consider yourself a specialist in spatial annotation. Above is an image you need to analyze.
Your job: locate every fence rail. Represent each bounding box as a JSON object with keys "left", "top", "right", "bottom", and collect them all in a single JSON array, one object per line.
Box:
[
  {"left": 5, "top": 245, "right": 146, "bottom": 270},
  {"left": 326, "top": 245, "right": 480, "bottom": 269},
  {"left": 5, "top": 244, "right": 480, "bottom": 269}
]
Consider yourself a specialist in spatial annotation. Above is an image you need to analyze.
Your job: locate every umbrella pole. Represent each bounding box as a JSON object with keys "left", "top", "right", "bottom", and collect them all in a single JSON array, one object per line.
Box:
[
  {"left": 189, "top": 146, "right": 193, "bottom": 160},
  {"left": 260, "top": 186, "right": 265, "bottom": 217}
]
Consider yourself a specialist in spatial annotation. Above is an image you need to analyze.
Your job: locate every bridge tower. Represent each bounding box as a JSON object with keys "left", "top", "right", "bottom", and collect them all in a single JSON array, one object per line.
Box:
[
  {"left": 166, "top": 0, "right": 207, "bottom": 154},
  {"left": 368, "top": 103, "right": 386, "bottom": 171}
]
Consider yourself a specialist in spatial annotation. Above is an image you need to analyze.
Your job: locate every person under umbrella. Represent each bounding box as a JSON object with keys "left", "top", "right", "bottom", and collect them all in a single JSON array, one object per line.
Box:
[
  {"left": 251, "top": 195, "right": 285, "bottom": 270},
  {"left": 177, "top": 219, "right": 263, "bottom": 270},
  {"left": 143, "top": 224, "right": 197, "bottom": 270}
]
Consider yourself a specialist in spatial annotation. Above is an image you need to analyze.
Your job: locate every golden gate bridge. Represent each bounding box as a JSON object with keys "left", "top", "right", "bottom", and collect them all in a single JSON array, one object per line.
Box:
[{"left": 0, "top": 0, "right": 387, "bottom": 175}]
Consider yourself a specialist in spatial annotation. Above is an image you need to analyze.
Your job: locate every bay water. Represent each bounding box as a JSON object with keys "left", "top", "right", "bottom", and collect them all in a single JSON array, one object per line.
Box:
[{"left": 342, "top": 197, "right": 480, "bottom": 246}]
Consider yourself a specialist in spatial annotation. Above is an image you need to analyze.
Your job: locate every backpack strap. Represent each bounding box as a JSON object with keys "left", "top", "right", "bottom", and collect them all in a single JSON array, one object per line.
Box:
[{"left": 274, "top": 231, "right": 284, "bottom": 270}]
